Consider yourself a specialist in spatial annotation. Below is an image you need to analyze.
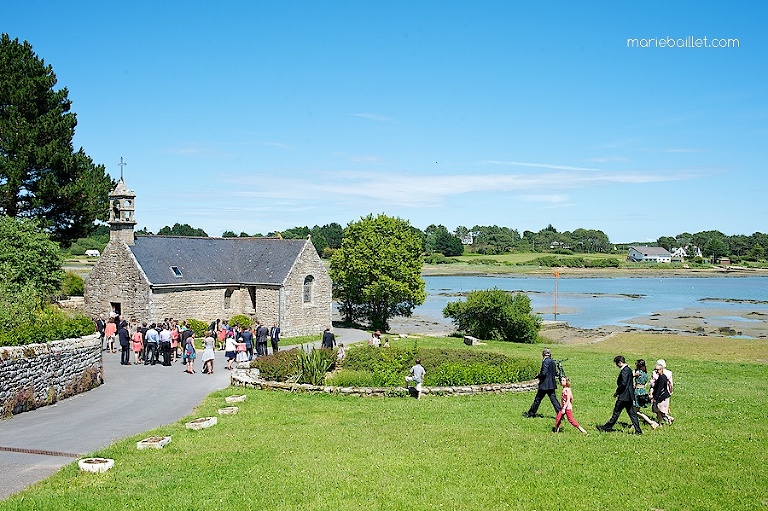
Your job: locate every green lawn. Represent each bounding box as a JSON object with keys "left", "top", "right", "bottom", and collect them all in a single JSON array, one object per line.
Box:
[{"left": 2, "top": 334, "right": 766, "bottom": 511}]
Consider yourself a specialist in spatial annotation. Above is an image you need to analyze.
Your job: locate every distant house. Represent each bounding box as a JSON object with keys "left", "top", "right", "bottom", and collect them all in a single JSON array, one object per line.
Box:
[
  {"left": 460, "top": 233, "right": 474, "bottom": 245},
  {"left": 671, "top": 245, "right": 704, "bottom": 262},
  {"left": 84, "top": 180, "right": 332, "bottom": 336},
  {"left": 628, "top": 246, "right": 672, "bottom": 263},
  {"left": 85, "top": 249, "right": 100, "bottom": 257}
]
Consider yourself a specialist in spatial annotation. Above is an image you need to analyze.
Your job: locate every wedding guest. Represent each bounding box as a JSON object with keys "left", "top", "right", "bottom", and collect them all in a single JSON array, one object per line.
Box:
[
  {"left": 596, "top": 355, "right": 643, "bottom": 435},
  {"left": 184, "top": 332, "right": 196, "bottom": 374},
  {"left": 633, "top": 359, "right": 659, "bottom": 430},
  {"left": 201, "top": 331, "right": 216, "bottom": 374},
  {"left": 132, "top": 327, "right": 143, "bottom": 365},
  {"left": 651, "top": 363, "right": 673, "bottom": 425},
  {"left": 104, "top": 317, "right": 117, "bottom": 354},
  {"left": 524, "top": 348, "right": 561, "bottom": 418}
]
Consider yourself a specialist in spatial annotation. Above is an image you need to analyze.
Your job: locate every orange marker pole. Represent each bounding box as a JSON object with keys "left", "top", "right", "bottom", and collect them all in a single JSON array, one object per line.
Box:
[{"left": 554, "top": 270, "right": 559, "bottom": 320}]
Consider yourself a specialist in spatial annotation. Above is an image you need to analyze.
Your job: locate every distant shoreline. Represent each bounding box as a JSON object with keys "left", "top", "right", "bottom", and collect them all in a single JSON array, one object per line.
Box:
[{"left": 421, "top": 265, "right": 768, "bottom": 278}]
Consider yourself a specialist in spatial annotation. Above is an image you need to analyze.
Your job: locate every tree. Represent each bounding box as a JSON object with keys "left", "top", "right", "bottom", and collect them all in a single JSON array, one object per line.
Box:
[
  {"left": 157, "top": 223, "right": 207, "bottom": 237},
  {"left": 0, "top": 216, "right": 64, "bottom": 297},
  {"left": 434, "top": 227, "right": 464, "bottom": 256},
  {"left": 442, "top": 288, "right": 541, "bottom": 343},
  {"left": 703, "top": 237, "right": 728, "bottom": 262},
  {"left": 0, "top": 34, "right": 113, "bottom": 245},
  {"left": 321, "top": 222, "right": 344, "bottom": 249},
  {"left": 657, "top": 236, "right": 677, "bottom": 251},
  {"left": 747, "top": 243, "right": 765, "bottom": 262},
  {"left": 330, "top": 214, "right": 426, "bottom": 331}
]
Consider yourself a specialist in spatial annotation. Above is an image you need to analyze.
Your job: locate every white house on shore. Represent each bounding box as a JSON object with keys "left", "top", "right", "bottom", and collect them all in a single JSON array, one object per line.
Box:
[{"left": 627, "top": 246, "right": 672, "bottom": 263}]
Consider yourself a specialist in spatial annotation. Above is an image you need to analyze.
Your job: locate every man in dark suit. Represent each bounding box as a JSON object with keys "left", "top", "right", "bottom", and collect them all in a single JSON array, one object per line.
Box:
[
  {"left": 524, "top": 348, "right": 561, "bottom": 417},
  {"left": 269, "top": 323, "right": 280, "bottom": 355},
  {"left": 321, "top": 327, "right": 336, "bottom": 349},
  {"left": 95, "top": 314, "right": 106, "bottom": 351},
  {"left": 597, "top": 355, "right": 643, "bottom": 434},
  {"left": 118, "top": 322, "right": 131, "bottom": 365},
  {"left": 255, "top": 323, "right": 269, "bottom": 357}
]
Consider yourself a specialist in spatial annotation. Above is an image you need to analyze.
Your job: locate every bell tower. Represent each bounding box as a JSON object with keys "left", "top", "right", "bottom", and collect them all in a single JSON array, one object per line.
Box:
[{"left": 108, "top": 179, "right": 137, "bottom": 245}]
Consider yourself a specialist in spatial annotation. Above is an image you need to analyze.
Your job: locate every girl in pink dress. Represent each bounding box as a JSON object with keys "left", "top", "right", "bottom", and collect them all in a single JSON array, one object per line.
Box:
[
  {"left": 131, "top": 327, "right": 143, "bottom": 365},
  {"left": 553, "top": 377, "right": 588, "bottom": 434}
]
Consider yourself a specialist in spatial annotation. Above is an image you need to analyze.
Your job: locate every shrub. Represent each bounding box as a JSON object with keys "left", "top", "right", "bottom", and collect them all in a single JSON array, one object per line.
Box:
[
  {"left": 466, "top": 258, "right": 500, "bottom": 266},
  {"left": 185, "top": 318, "right": 209, "bottom": 338},
  {"left": 340, "top": 346, "right": 537, "bottom": 387},
  {"left": 251, "top": 349, "right": 300, "bottom": 381},
  {"left": 585, "top": 258, "right": 620, "bottom": 268},
  {"left": 424, "top": 253, "right": 457, "bottom": 265},
  {"left": 296, "top": 347, "right": 336, "bottom": 385},
  {"left": 426, "top": 360, "right": 538, "bottom": 386},
  {"left": 0, "top": 306, "right": 95, "bottom": 346},
  {"left": 442, "top": 288, "right": 541, "bottom": 343},
  {"left": 0, "top": 282, "right": 38, "bottom": 331},
  {"left": 251, "top": 347, "right": 336, "bottom": 384},
  {"left": 326, "top": 369, "right": 385, "bottom": 387},
  {"left": 228, "top": 314, "right": 252, "bottom": 329},
  {"left": 60, "top": 271, "right": 84, "bottom": 296}
]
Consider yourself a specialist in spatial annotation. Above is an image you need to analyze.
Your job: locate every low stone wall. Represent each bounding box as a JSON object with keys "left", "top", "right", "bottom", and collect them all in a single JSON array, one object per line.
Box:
[
  {"left": 231, "top": 369, "right": 538, "bottom": 397},
  {"left": 0, "top": 334, "right": 102, "bottom": 417}
]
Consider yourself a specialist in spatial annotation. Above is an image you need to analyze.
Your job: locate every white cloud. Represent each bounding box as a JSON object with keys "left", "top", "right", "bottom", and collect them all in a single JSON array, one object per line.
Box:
[
  {"left": 349, "top": 113, "right": 393, "bottom": 122},
  {"left": 221, "top": 167, "right": 700, "bottom": 209},
  {"left": 479, "top": 160, "right": 600, "bottom": 171}
]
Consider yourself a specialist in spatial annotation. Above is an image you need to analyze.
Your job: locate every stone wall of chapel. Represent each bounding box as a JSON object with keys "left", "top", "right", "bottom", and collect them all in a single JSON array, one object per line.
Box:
[
  {"left": 279, "top": 243, "right": 332, "bottom": 337},
  {"left": 83, "top": 241, "right": 151, "bottom": 320},
  {"left": 148, "top": 286, "right": 281, "bottom": 326}
]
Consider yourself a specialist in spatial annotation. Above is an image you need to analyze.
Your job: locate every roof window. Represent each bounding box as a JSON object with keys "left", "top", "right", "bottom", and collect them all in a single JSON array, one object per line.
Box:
[{"left": 170, "top": 266, "right": 183, "bottom": 277}]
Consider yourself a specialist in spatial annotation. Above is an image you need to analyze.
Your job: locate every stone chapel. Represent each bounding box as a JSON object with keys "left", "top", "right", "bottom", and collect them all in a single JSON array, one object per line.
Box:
[{"left": 83, "top": 180, "right": 332, "bottom": 336}]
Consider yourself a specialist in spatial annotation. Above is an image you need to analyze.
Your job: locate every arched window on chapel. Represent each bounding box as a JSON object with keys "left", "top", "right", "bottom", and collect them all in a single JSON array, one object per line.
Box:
[{"left": 303, "top": 275, "right": 314, "bottom": 304}]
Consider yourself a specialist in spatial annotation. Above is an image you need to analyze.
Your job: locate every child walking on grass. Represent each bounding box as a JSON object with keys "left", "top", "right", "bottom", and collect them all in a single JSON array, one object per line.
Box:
[{"left": 553, "top": 377, "right": 588, "bottom": 434}]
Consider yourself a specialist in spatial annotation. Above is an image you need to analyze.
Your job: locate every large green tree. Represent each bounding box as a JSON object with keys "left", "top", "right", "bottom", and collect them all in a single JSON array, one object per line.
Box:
[
  {"left": 0, "top": 34, "right": 113, "bottom": 245},
  {"left": 0, "top": 215, "right": 64, "bottom": 297},
  {"left": 330, "top": 214, "right": 426, "bottom": 331}
]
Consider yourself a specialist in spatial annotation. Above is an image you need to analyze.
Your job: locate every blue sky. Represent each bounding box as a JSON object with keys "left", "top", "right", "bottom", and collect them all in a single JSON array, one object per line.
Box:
[{"left": 5, "top": 1, "right": 767, "bottom": 242}]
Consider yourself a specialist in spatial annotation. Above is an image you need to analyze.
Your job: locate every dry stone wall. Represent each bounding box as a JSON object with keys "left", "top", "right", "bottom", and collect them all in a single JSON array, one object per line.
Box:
[{"left": 0, "top": 335, "right": 102, "bottom": 416}]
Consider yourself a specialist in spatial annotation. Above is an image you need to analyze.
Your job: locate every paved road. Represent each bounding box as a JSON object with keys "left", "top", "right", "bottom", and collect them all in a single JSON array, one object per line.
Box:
[{"left": 0, "top": 326, "right": 370, "bottom": 500}]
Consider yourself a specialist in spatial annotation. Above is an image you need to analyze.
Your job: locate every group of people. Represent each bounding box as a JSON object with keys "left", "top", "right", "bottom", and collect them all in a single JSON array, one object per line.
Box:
[
  {"left": 94, "top": 314, "right": 226, "bottom": 375},
  {"left": 524, "top": 348, "right": 675, "bottom": 435},
  {"left": 215, "top": 320, "right": 281, "bottom": 370}
]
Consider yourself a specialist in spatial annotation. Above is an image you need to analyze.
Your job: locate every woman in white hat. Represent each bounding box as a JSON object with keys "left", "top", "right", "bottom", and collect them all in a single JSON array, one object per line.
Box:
[{"left": 650, "top": 359, "right": 674, "bottom": 424}]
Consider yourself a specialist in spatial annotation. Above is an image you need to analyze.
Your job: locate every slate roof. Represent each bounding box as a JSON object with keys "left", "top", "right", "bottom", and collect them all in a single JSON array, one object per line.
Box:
[
  {"left": 629, "top": 246, "right": 672, "bottom": 256},
  {"left": 129, "top": 236, "right": 310, "bottom": 287}
]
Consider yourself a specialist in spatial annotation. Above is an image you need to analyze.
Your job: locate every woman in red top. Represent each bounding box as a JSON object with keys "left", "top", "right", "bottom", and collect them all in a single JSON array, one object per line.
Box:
[
  {"left": 104, "top": 318, "right": 118, "bottom": 354},
  {"left": 553, "top": 377, "right": 588, "bottom": 434}
]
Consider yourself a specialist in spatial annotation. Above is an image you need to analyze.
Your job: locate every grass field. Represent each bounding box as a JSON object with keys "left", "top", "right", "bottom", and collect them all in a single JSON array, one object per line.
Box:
[{"left": 1, "top": 333, "right": 765, "bottom": 510}]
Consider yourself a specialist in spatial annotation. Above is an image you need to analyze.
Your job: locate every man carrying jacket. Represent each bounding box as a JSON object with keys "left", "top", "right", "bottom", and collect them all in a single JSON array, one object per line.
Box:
[{"left": 523, "top": 348, "right": 561, "bottom": 418}]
